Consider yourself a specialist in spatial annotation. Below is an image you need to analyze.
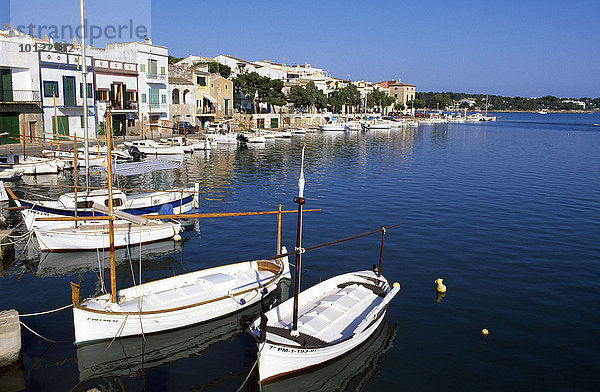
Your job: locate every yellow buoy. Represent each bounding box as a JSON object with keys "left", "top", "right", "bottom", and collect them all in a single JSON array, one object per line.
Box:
[
  {"left": 481, "top": 328, "right": 489, "bottom": 336},
  {"left": 173, "top": 234, "right": 182, "bottom": 242},
  {"left": 393, "top": 282, "right": 400, "bottom": 289},
  {"left": 434, "top": 278, "right": 446, "bottom": 293}
]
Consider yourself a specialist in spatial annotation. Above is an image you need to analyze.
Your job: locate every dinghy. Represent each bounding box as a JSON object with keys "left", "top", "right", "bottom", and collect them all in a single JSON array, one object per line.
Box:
[{"left": 124, "top": 140, "right": 185, "bottom": 155}]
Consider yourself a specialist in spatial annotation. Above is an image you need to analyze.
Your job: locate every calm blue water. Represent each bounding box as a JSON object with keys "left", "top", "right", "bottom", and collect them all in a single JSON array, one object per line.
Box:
[{"left": 1, "top": 112, "right": 600, "bottom": 391}]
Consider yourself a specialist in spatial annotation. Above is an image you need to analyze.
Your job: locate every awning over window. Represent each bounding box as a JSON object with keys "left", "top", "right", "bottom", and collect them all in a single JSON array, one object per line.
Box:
[{"left": 201, "top": 92, "right": 217, "bottom": 103}]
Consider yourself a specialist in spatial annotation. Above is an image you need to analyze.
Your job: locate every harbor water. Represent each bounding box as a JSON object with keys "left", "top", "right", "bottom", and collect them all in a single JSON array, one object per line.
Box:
[{"left": 1, "top": 112, "right": 599, "bottom": 391}]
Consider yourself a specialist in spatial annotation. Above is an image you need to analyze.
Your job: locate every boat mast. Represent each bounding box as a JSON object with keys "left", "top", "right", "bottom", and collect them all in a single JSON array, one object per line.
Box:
[
  {"left": 292, "top": 146, "right": 306, "bottom": 332},
  {"left": 106, "top": 109, "right": 117, "bottom": 302},
  {"left": 80, "top": 0, "right": 90, "bottom": 186}
]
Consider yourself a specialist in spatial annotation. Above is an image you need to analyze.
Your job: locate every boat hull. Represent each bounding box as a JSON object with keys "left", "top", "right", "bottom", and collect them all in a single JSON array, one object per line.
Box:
[
  {"left": 34, "top": 221, "right": 182, "bottom": 251},
  {"left": 250, "top": 270, "right": 400, "bottom": 384}
]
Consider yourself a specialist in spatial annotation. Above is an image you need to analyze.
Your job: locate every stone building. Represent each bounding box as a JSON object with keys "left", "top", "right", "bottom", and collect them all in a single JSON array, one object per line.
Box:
[{"left": 168, "top": 64, "right": 196, "bottom": 126}]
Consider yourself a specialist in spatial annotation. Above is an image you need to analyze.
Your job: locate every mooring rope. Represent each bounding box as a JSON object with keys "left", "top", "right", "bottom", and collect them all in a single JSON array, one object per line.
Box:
[
  {"left": 19, "top": 321, "right": 69, "bottom": 343},
  {"left": 19, "top": 304, "right": 72, "bottom": 317},
  {"left": 235, "top": 341, "right": 266, "bottom": 392}
]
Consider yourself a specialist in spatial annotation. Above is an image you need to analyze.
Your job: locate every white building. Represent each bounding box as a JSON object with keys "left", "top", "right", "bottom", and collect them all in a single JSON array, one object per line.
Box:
[
  {"left": 92, "top": 38, "right": 169, "bottom": 129},
  {"left": 0, "top": 29, "right": 43, "bottom": 144},
  {"left": 39, "top": 50, "right": 96, "bottom": 140},
  {"left": 213, "top": 55, "right": 258, "bottom": 77},
  {"left": 92, "top": 58, "right": 139, "bottom": 136}
]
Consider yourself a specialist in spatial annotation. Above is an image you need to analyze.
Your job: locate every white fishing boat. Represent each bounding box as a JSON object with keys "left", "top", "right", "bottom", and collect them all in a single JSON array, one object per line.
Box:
[
  {"left": 0, "top": 154, "right": 68, "bottom": 175},
  {"left": 365, "top": 120, "right": 392, "bottom": 130},
  {"left": 34, "top": 217, "right": 183, "bottom": 252},
  {"left": 41, "top": 149, "right": 106, "bottom": 167},
  {"left": 238, "top": 133, "right": 267, "bottom": 143},
  {"left": 290, "top": 128, "right": 307, "bottom": 135},
  {"left": 124, "top": 140, "right": 185, "bottom": 155},
  {"left": 205, "top": 133, "right": 239, "bottom": 144},
  {"left": 248, "top": 147, "right": 401, "bottom": 385},
  {"left": 7, "top": 185, "right": 196, "bottom": 231},
  {"left": 250, "top": 271, "right": 399, "bottom": 384},
  {"left": 319, "top": 122, "right": 346, "bottom": 132},
  {"left": 71, "top": 250, "right": 290, "bottom": 343}
]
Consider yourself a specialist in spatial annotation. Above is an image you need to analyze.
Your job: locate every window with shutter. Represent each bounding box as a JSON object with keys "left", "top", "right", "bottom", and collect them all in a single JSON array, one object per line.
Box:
[{"left": 63, "top": 76, "right": 76, "bottom": 106}]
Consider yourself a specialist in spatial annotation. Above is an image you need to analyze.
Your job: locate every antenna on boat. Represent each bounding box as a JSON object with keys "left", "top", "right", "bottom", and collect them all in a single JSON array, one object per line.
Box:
[
  {"left": 106, "top": 108, "right": 117, "bottom": 303},
  {"left": 291, "top": 146, "right": 306, "bottom": 333}
]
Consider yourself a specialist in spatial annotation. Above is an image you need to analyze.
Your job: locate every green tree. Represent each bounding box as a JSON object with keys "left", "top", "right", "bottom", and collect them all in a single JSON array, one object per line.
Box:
[
  {"left": 232, "top": 72, "right": 262, "bottom": 113},
  {"left": 287, "top": 85, "right": 311, "bottom": 109},
  {"left": 259, "top": 78, "right": 287, "bottom": 111},
  {"left": 342, "top": 84, "right": 362, "bottom": 112},
  {"left": 168, "top": 55, "right": 184, "bottom": 65},
  {"left": 195, "top": 62, "right": 231, "bottom": 78}
]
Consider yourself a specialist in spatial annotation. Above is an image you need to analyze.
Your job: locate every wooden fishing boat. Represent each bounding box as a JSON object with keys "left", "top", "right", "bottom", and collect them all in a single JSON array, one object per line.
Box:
[
  {"left": 0, "top": 153, "right": 69, "bottom": 174},
  {"left": 76, "top": 281, "right": 288, "bottom": 380},
  {"left": 250, "top": 270, "right": 399, "bottom": 383},
  {"left": 248, "top": 146, "right": 401, "bottom": 385},
  {"left": 71, "top": 250, "right": 290, "bottom": 344},
  {"left": 124, "top": 140, "right": 185, "bottom": 155},
  {"left": 6, "top": 186, "right": 196, "bottom": 231},
  {"left": 33, "top": 218, "right": 183, "bottom": 252}
]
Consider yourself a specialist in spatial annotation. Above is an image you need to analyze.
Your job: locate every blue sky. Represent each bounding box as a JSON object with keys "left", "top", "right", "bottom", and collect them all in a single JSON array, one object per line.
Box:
[{"left": 2, "top": 0, "right": 599, "bottom": 97}]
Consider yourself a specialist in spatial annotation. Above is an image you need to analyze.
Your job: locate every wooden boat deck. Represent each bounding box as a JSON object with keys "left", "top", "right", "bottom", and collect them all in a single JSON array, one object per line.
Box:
[
  {"left": 266, "top": 274, "right": 386, "bottom": 347},
  {"left": 82, "top": 267, "right": 275, "bottom": 313}
]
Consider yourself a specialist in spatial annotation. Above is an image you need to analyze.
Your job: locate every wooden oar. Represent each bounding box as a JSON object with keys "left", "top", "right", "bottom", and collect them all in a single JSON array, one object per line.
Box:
[{"left": 35, "top": 208, "right": 322, "bottom": 221}]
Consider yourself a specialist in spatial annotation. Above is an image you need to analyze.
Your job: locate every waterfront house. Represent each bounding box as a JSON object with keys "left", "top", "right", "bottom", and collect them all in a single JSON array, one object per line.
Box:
[
  {"left": 193, "top": 65, "right": 215, "bottom": 128},
  {"left": 0, "top": 29, "right": 43, "bottom": 144},
  {"left": 39, "top": 49, "right": 96, "bottom": 140},
  {"left": 209, "top": 73, "right": 233, "bottom": 121},
  {"left": 91, "top": 58, "right": 139, "bottom": 136},
  {"left": 95, "top": 38, "right": 170, "bottom": 135},
  {"left": 168, "top": 63, "right": 196, "bottom": 127}
]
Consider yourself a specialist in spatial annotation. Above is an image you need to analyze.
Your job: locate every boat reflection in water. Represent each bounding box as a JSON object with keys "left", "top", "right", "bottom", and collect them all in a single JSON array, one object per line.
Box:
[
  {"left": 35, "top": 236, "right": 185, "bottom": 277},
  {"left": 76, "top": 279, "right": 291, "bottom": 382},
  {"left": 251, "top": 320, "right": 396, "bottom": 392}
]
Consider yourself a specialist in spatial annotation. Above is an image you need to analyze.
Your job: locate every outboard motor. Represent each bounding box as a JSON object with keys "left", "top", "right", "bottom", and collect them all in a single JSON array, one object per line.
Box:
[
  {"left": 128, "top": 146, "right": 146, "bottom": 161},
  {"left": 236, "top": 133, "right": 248, "bottom": 143}
]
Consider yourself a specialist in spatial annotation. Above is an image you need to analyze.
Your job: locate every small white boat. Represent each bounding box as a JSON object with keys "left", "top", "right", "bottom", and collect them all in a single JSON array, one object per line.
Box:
[
  {"left": 124, "top": 140, "right": 185, "bottom": 155},
  {"left": 538, "top": 110, "right": 548, "bottom": 115},
  {"left": 8, "top": 186, "right": 196, "bottom": 231},
  {"left": 238, "top": 133, "right": 267, "bottom": 143},
  {"left": 320, "top": 123, "right": 346, "bottom": 132},
  {"left": 0, "top": 154, "right": 68, "bottom": 175},
  {"left": 71, "top": 251, "right": 290, "bottom": 344},
  {"left": 205, "top": 133, "right": 239, "bottom": 144},
  {"left": 291, "top": 128, "right": 307, "bottom": 135},
  {"left": 250, "top": 270, "right": 400, "bottom": 384},
  {"left": 366, "top": 120, "right": 392, "bottom": 130},
  {"left": 41, "top": 149, "right": 107, "bottom": 167},
  {"left": 249, "top": 147, "right": 401, "bottom": 385},
  {"left": 34, "top": 218, "right": 183, "bottom": 252}
]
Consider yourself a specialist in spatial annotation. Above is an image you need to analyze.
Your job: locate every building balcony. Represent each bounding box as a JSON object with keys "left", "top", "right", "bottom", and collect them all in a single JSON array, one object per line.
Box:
[
  {"left": 148, "top": 102, "right": 168, "bottom": 111},
  {"left": 196, "top": 107, "right": 216, "bottom": 115},
  {"left": 146, "top": 73, "right": 167, "bottom": 81},
  {"left": 0, "top": 89, "right": 41, "bottom": 103},
  {"left": 109, "top": 100, "right": 138, "bottom": 111}
]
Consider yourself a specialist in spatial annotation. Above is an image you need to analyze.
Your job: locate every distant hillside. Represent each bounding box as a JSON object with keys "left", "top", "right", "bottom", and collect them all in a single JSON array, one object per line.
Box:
[{"left": 414, "top": 92, "right": 599, "bottom": 111}]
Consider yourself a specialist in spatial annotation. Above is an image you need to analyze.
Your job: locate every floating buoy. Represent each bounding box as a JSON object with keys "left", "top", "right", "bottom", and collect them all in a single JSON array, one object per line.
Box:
[
  {"left": 173, "top": 234, "right": 182, "bottom": 242},
  {"left": 434, "top": 278, "right": 446, "bottom": 293},
  {"left": 393, "top": 282, "right": 400, "bottom": 289},
  {"left": 481, "top": 328, "right": 489, "bottom": 336}
]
